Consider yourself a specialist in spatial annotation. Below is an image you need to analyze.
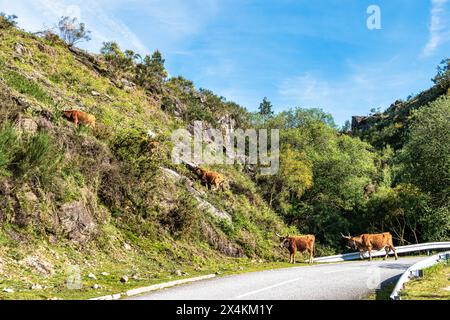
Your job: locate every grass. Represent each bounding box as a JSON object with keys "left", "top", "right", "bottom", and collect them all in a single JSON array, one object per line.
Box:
[
  {"left": 401, "top": 261, "right": 450, "bottom": 300},
  {"left": 2, "top": 70, "right": 52, "bottom": 105},
  {"left": 367, "top": 259, "right": 450, "bottom": 300}
]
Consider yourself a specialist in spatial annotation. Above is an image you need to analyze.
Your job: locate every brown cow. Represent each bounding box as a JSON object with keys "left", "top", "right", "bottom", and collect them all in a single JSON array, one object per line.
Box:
[
  {"left": 63, "top": 110, "right": 96, "bottom": 127},
  {"left": 277, "top": 234, "right": 315, "bottom": 264},
  {"left": 342, "top": 232, "right": 398, "bottom": 261},
  {"left": 194, "top": 167, "right": 227, "bottom": 191}
]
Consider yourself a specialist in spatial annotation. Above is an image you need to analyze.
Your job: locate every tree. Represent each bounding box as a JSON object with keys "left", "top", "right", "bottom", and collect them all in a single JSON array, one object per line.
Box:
[
  {"left": 57, "top": 16, "right": 91, "bottom": 46},
  {"left": 341, "top": 120, "right": 351, "bottom": 133},
  {"left": 396, "top": 96, "right": 450, "bottom": 199},
  {"left": 258, "top": 97, "right": 274, "bottom": 119},
  {"left": 101, "top": 41, "right": 137, "bottom": 76},
  {"left": 135, "top": 50, "right": 168, "bottom": 91},
  {"left": 283, "top": 107, "right": 337, "bottom": 129},
  {"left": 0, "top": 13, "right": 17, "bottom": 29},
  {"left": 433, "top": 58, "right": 450, "bottom": 89}
]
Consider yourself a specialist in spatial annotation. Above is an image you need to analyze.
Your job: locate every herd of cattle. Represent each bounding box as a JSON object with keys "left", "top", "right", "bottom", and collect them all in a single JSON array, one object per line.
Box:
[
  {"left": 277, "top": 232, "right": 398, "bottom": 264},
  {"left": 61, "top": 112, "right": 400, "bottom": 265}
]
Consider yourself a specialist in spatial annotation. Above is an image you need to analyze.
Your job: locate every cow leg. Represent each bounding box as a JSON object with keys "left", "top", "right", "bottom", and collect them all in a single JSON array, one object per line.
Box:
[
  {"left": 359, "top": 250, "right": 364, "bottom": 260},
  {"left": 309, "top": 249, "right": 313, "bottom": 264},
  {"left": 368, "top": 248, "right": 372, "bottom": 261},
  {"left": 391, "top": 246, "right": 398, "bottom": 260},
  {"left": 384, "top": 247, "right": 389, "bottom": 260},
  {"left": 292, "top": 248, "right": 297, "bottom": 264},
  {"left": 73, "top": 113, "right": 79, "bottom": 127}
]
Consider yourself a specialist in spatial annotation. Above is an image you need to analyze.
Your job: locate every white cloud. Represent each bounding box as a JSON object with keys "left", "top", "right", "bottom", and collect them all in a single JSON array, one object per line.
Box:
[
  {"left": 0, "top": 0, "right": 219, "bottom": 54},
  {"left": 276, "top": 60, "right": 429, "bottom": 125},
  {"left": 423, "top": 0, "right": 450, "bottom": 56},
  {"left": 0, "top": 0, "right": 149, "bottom": 53}
]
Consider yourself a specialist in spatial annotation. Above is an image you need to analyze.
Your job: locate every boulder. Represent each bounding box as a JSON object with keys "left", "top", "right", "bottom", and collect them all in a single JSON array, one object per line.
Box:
[
  {"left": 31, "top": 284, "right": 43, "bottom": 290},
  {"left": 23, "top": 256, "right": 55, "bottom": 276},
  {"left": 58, "top": 201, "right": 97, "bottom": 244},
  {"left": 13, "top": 42, "right": 29, "bottom": 57}
]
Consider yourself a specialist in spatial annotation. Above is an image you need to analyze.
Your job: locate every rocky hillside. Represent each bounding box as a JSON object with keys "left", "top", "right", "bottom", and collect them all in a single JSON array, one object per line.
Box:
[
  {"left": 0, "top": 24, "right": 289, "bottom": 299},
  {"left": 351, "top": 62, "right": 450, "bottom": 150}
]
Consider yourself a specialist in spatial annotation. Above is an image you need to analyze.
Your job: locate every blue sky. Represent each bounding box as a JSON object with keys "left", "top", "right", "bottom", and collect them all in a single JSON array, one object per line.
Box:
[{"left": 1, "top": 0, "right": 449, "bottom": 125}]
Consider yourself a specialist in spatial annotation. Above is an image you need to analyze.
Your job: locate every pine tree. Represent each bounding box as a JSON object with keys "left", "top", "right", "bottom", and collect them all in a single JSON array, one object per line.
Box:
[{"left": 259, "top": 97, "right": 274, "bottom": 119}]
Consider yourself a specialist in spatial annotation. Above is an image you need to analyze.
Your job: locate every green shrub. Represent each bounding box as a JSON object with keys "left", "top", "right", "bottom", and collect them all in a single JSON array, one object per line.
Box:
[
  {"left": 17, "top": 131, "right": 62, "bottom": 182},
  {"left": 185, "top": 103, "right": 217, "bottom": 125},
  {"left": 0, "top": 123, "right": 18, "bottom": 177}
]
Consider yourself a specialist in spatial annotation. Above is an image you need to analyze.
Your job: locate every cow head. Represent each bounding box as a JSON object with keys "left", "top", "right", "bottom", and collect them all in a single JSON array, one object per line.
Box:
[
  {"left": 63, "top": 110, "right": 73, "bottom": 119},
  {"left": 276, "top": 233, "right": 291, "bottom": 249},
  {"left": 341, "top": 233, "right": 358, "bottom": 250}
]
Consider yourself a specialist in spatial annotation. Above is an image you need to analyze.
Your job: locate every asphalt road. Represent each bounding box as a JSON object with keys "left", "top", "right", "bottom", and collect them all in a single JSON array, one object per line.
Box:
[{"left": 129, "top": 257, "right": 423, "bottom": 300}]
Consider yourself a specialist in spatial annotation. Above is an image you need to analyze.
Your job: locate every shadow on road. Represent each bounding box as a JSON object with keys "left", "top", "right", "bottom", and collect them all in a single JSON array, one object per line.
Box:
[
  {"left": 372, "top": 275, "right": 400, "bottom": 300},
  {"left": 377, "top": 263, "right": 412, "bottom": 270}
]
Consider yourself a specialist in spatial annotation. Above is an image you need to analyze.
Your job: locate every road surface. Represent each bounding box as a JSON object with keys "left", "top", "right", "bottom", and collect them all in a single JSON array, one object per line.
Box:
[{"left": 129, "top": 256, "right": 423, "bottom": 300}]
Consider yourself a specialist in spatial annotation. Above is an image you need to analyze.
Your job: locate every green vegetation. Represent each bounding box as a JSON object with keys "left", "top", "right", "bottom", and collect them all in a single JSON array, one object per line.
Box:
[
  {"left": 2, "top": 71, "right": 52, "bottom": 105},
  {"left": 401, "top": 262, "right": 450, "bottom": 300}
]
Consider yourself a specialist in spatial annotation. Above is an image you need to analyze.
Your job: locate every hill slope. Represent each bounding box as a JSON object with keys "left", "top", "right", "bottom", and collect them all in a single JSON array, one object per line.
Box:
[
  {"left": 0, "top": 26, "right": 288, "bottom": 299},
  {"left": 351, "top": 60, "right": 450, "bottom": 150}
]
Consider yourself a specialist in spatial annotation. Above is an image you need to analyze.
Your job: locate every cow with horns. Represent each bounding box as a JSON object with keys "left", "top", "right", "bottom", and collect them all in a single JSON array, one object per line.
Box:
[{"left": 341, "top": 232, "right": 398, "bottom": 261}]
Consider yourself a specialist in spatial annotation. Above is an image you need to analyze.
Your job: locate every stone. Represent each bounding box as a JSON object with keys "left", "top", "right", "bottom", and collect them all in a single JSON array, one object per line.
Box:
[
  {"left": 23, "top": 256, "right": 54, "bottom": 276},
  {"left": 120, "top": 275, "right": 129, "bottom": 283},
  {"left": 88, "top": 273, "right": 97, "bottom": 280},
  {"left": 146, "top": 129, "right": 157, "bottom": 138},
  {"left": 215, "top": 271, "right": 222, "bottom": 275},
  {"left": 3, "top": 288, "right": 14, "bottom": 293},
  {"left": 92, "top": 284, "right": 101, "bottom": 290},
  {"left": 38, "top": 117, "right": 53, "bottom": 130},
  {"left": 131, "top": 273, "right": 140, "bottom": 280},
  {"left": 124, "top": 243, "right": 132, "bottom": 251},
  {"left": 58, "top": 201, "right": 96, "bottom": 244},
  {"left": 173, "top": 270, "right": 183, "bottom": 277},
  {"left": 13, "top": 42, "right": 28, "bottom": 56},
  {"left": 121, "top": 78, "right": 136, "bottom": 91},
  {"left": 31, "top": 284, "right": 43, "bottom": 290},
  {"left": 17, "top": 118, "right": 38, "bottom": 135},
  {"left": 91, "top": 91, "right": 100, "bottom": 96},
  {"left": 101, "top": 272, "right": 109, "bottom": 276}
]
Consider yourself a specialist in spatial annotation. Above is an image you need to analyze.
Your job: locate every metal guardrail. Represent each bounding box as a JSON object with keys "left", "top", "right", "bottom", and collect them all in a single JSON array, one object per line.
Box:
[
  {"left": 313, "top": 242, "right": 450, "bottom": 263},
  {"left": 390, "top": 251, "right": 450, "bottom": 300}
]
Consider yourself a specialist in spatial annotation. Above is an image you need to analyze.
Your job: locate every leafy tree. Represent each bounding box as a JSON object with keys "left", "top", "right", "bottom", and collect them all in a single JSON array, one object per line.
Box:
[
  {"left": 433, "top": 58, "right": 450, "bottom": 89},
  {"left": 282, "top": 107, "right": 337, "bottom": 129},
  {"left": 396, "top": 96, "right": 450, "bottom": 200},
  {"left": 57, "top": 16, "right": 91, "bottom": 46},
  {"left": 100, "top": 41, "right": 137, "bottom": 76},
  {"left": 341, "top": 120, "right": 351, "bottom": 133},
  {"left": 258, "top": 147, "right": 313, "bottom": 211},
  {"left": 366, "top": 185, "right": 432, "bottom": 245}
]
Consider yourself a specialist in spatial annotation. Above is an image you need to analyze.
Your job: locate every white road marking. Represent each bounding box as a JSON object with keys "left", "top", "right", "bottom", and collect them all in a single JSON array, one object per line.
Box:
[{"left": 235, "top": 277, "right": 303, "bottom": 299}]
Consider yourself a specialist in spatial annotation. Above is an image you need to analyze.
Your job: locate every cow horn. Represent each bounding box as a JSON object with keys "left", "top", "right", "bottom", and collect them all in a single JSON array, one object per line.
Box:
[
  {"left": 276, "top": 233, "right": 283, "bottom": 238},
  {"left": 341, "top": 233, "right": 351, "bottom": 239}
]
